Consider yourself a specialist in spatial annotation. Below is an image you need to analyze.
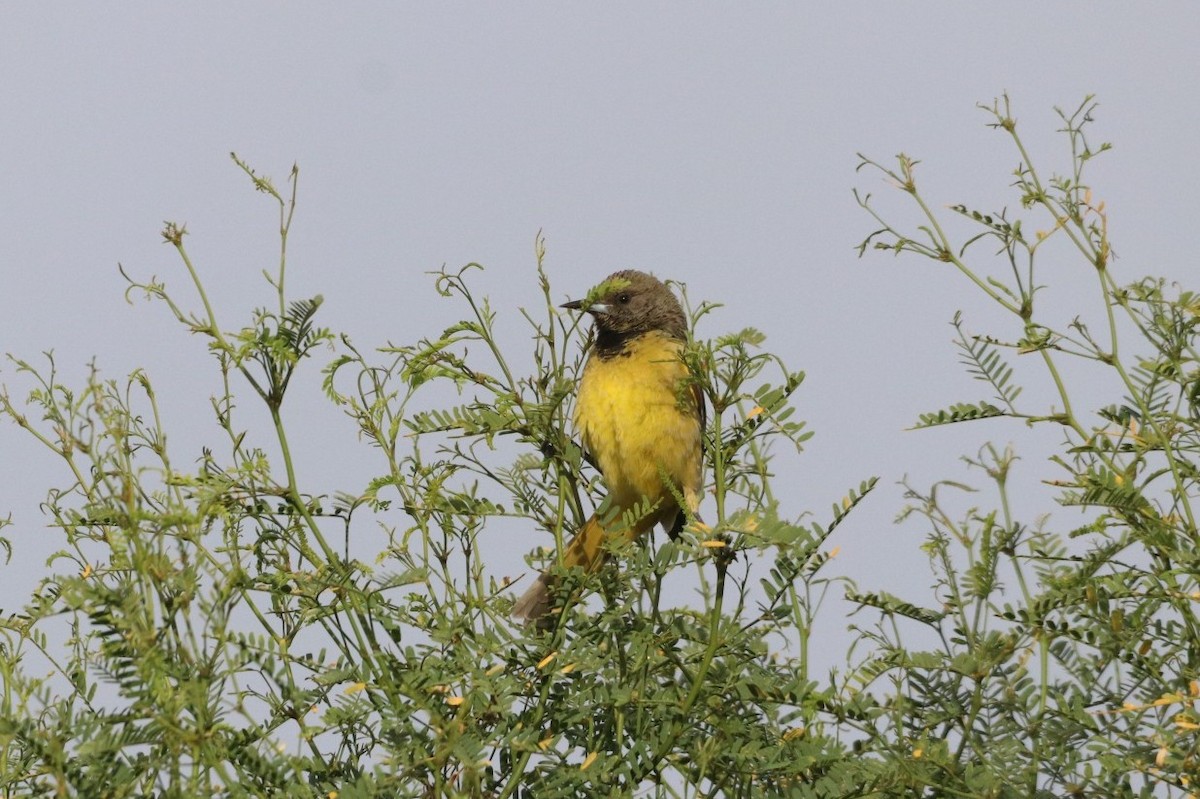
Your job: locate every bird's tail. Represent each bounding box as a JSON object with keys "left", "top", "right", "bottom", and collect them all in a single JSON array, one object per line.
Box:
[{"left": 512, "top": 514, "right": 610, "bottom": 624}]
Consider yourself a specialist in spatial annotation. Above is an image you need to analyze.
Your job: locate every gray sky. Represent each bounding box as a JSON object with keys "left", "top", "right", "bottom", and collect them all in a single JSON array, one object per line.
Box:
[{"left": 3, "top": 5, "right": 1198, "bottom": 670}]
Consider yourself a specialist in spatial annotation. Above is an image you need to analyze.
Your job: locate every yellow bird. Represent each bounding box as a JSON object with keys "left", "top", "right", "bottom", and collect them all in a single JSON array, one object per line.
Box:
[{"left": 513, "top": 270, "right": 704, "bottom": 623}]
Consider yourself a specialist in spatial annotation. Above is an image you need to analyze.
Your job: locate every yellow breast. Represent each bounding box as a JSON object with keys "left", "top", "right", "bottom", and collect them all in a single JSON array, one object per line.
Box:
[{"left": 573, "top": 331, "right": 702, "bottom": 532}]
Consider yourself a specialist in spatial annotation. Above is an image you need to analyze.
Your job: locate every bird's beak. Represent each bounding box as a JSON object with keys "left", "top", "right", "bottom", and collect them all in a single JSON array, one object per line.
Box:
[{"left": 561, "top": 299, "right": 610, "bottom": 315}]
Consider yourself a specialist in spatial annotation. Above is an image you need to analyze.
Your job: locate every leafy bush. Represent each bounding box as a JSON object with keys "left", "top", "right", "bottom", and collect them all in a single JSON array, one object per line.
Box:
[
  {"left": 850, "top": 96, "right": 1198, "bottom": 796},
  {"left": 1, "top": 98, "right": 1195, "bottom": 797}
]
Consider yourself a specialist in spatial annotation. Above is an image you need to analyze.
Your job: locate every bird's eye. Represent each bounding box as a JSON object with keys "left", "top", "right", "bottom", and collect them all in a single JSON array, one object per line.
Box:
[{"left": 617, "top": 293, "right": 631, "bottom": 304}]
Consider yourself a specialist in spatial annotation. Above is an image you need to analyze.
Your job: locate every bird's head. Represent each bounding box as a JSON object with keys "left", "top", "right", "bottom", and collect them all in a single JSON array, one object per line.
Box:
[{"left": 561, "top": 270, "right": 687, "bottom": 344}]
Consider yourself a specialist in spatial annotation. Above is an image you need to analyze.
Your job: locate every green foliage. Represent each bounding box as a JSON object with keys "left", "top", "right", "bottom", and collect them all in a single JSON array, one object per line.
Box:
[
  {"left": 0, "top": 161, "right": 860, "bottom": 796},
  {"left": 3, "top": 98, "right": 1199, "bottom": 798},
  {"left": 853, "top": 95, "right": 1199, "bottom": 795}
]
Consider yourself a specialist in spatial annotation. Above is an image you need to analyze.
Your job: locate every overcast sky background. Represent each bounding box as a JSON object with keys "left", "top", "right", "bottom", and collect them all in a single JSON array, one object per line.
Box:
[{"left": 3, "top": 5, "right": 1198, "bottom": 672}]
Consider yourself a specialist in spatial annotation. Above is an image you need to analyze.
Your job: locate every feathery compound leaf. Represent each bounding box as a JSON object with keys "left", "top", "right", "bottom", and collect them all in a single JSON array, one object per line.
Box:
[
  {"left": 283, "top": 295, "right": 325, "bottom": 350},
  {"left": 911, "top": 401, "right": 1006, "bottom": 429},
  {"left": 1096, "top": 403, "right": 1142, "bottom": 426},
  {"left": 951, "top": 312, "right": 1023, "bottom": 411},
  {"left": 1058, "top": 466, "right": 1153, "bottom": 516},
  {"left": 826, "top": 477, "right": 878, "bottom": 534},
  {"left": 405, "top": 401, "right": 517, "bottom": 439},
  {"left": 845, "top": 589, "right": 946, "bottom": 626}
]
